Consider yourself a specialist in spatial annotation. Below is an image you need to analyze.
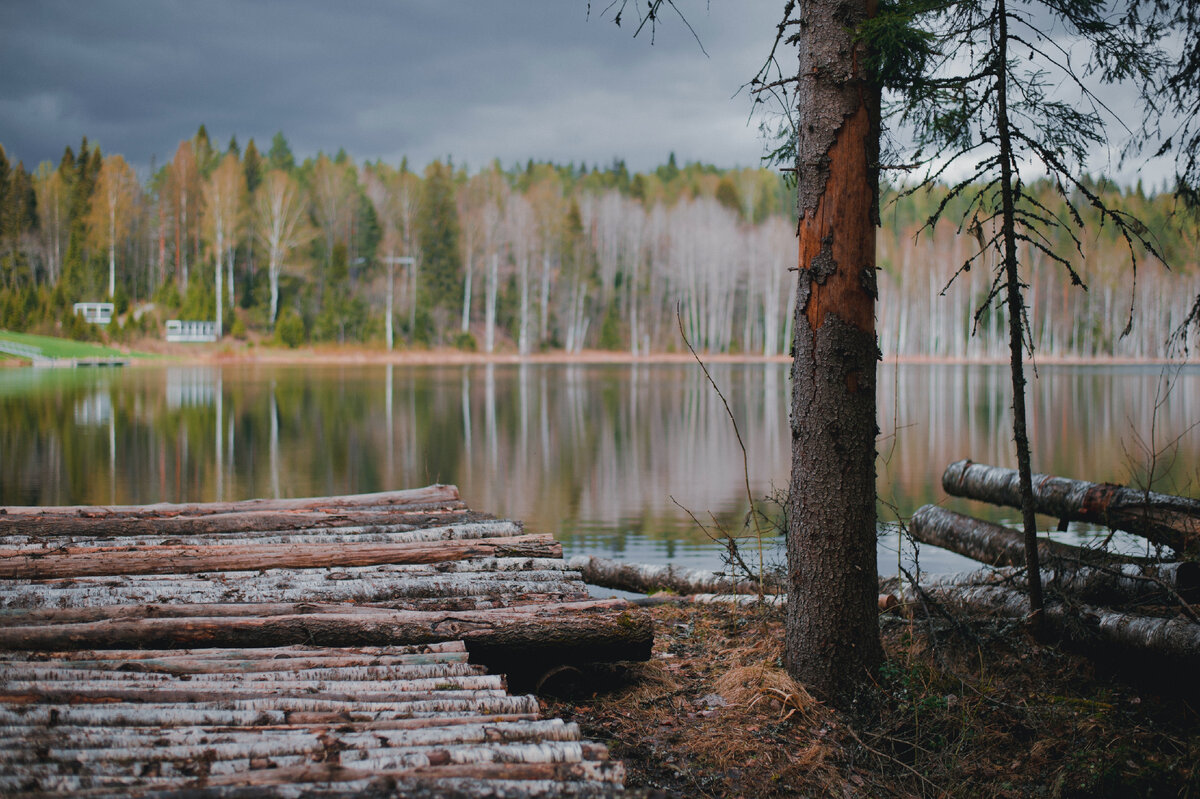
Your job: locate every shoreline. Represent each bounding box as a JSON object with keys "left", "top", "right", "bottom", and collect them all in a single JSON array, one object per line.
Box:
[{"left": 130, "top": 342, "right": 1200, "bottom": 368}]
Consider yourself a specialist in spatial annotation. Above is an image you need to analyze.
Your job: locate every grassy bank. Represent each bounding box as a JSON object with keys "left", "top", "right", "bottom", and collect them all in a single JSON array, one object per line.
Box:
[{"left": 0, "top": 330, "right": 144, "bottom": 362}]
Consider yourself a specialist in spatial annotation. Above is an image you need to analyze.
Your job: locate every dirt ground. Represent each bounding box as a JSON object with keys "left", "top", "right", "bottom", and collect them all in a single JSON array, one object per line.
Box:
[{"left": 543, "top": 602, "right": 1200, "bottom": 798}]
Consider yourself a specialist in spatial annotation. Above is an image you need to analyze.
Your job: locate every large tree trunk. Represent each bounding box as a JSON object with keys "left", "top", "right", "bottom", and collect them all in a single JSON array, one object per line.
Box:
[
  {"left": 786, "top": 0, "right": 883, "bottom": 706},
  {"left": 943, "top": 460, "right": 1200, "bottom": 555}
]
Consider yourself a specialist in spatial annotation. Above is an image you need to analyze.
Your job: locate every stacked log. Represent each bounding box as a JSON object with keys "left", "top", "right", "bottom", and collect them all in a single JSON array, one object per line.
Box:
[
  {"left": 0, "top": 642, "right": 626, "bottom": 798},
  {"left": 0, "top": 485, "right": 649, "bottom": 797}
]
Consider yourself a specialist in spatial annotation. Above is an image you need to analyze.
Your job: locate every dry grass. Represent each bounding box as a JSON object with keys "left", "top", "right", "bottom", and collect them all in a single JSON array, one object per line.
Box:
[{"left": 544, "top": 602, "right": 1200, "bottom": 798}]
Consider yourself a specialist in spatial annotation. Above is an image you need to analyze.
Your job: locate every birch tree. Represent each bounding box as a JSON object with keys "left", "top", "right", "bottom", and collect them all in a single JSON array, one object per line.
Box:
[
  {"left": 255, "top": 169, "right": 312, "bottom": 327},
  {"left": 84, "top": 154, "right": 139, "bottom": 298},
  {"left": 202, "top": 153, "right": 245, "bottom": 336}
]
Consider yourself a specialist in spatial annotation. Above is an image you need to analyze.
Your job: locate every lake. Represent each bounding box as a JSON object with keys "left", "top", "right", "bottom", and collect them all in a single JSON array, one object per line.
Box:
[{"left": 2, "top": 360, "right": 1198, "bottom": 576}]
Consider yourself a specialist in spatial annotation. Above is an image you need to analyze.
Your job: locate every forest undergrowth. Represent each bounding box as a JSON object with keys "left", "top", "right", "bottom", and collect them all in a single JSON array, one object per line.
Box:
[{"left": 544, "top": 601, "right": 1200, "bottom": 798}]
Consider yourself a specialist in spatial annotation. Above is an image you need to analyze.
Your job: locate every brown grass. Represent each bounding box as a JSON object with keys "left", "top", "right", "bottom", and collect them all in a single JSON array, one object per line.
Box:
[{"left": 544, "top": 602, "right": 1200, "bottom": 798}]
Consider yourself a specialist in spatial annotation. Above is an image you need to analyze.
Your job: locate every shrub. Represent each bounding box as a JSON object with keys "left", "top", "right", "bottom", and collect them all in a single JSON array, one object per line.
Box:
[{"left": 273, "top": 309, "right": 305, "bottom": 348}]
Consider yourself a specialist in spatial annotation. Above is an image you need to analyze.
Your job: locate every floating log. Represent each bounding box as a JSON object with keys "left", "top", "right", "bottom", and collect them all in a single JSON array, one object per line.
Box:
[
  {"left": 909, "top": 505, "right": 1152, "bottom": 568},
  {"left": 0, "top": 485, "right": 461, "bottom": 518},
  {"left": 567, "top": 554, "right": 781, "bottom": 596},
  {"left": 0, "top": 534, "right": 560, "bottom": 580},
  {"left": 0, "top": 600, "right": 653, "bottom": 671},
  {"left": 0, "top": 506, "right": 472, "bottom": 539},
  {"left": 942, "top": 459, "right": 1200, "bottom": 555}
]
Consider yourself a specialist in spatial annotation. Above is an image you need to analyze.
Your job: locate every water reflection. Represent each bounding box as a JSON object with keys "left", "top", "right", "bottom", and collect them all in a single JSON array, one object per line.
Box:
[{"left": 1, "top": 362, "right": 1198, "bottom": 575}]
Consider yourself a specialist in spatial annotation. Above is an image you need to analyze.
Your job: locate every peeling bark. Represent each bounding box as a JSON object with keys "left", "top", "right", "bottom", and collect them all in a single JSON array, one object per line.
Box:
[{"left": 786, "top": 0, "right": 883, "bottom": 706}]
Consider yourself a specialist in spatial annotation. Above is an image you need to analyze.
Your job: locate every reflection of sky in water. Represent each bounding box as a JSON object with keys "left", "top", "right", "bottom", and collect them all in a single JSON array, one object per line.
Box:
[{"left": 1, "top": 362, "right": 1197, "bottom": 577}]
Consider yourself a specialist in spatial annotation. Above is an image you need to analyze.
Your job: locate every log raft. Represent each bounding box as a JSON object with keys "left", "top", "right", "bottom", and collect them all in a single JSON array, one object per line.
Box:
[{"left": 0, "top": 486, "right": 646, "bottom": 797}]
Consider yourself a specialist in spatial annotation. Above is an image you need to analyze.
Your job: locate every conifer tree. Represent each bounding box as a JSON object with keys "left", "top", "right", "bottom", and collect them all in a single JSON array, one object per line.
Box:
[{"left": 416, "top": 159, "right": 462, "bottom": 327}]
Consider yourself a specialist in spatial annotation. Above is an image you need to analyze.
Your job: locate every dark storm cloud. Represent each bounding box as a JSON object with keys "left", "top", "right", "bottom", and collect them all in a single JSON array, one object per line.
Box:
[{"left": 0, "top": 1, "right": 783, "bottom": 174}]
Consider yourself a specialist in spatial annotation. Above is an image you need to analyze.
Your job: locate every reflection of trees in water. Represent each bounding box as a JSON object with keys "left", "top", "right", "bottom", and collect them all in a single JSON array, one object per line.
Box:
[{"left": 2, "top": 365, "right": 1198, "bottom": 549}]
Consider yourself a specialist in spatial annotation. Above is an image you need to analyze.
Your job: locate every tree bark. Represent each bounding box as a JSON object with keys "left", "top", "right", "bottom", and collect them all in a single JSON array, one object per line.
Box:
[
  {"left": 909, "top": 504, "right": 1154, "bottom": 568},
  {"left": 943, "top": 460, "right": 1200, "bottom": 555},
  {"left": 0, "top": 534, "right": 559, "bottom": 580},
  {"left": 786, "top": 0, "right": 884, "bottom": 706}
]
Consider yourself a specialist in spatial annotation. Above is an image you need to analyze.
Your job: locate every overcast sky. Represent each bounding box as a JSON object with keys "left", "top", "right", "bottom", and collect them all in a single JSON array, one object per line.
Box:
[{"left": 0, "top": 1, "right": 785, "bottom": 176}]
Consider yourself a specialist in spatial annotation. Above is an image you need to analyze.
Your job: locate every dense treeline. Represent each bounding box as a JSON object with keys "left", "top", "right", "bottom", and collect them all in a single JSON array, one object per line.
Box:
[{"left": 0, "top": 127, "right": 1196, "bottom": 357}]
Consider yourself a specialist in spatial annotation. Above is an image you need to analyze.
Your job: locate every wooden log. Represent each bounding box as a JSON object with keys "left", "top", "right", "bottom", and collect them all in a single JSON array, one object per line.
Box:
[
  {"left": 0, "top": 507, "right": 474, "bottom": 539},
  {"left": 0, "top": 600, "right": 654, "bottom": 669},
  {"left": 0, "top": 695, "right": 543, "bottom": 727},
  {"left": 0, "top": 485, "right": 461, "bottom": 518},
  {"left": 886, "top": 560, "right": 1200, "bottom": 606},
  {"left": 894, "top": 580, "right": 1200, "bottom": 666},
  {"left": 942, "top": 459, "right": 1200, "bottom": 554},
  {"left": 0, "top": 641, "right": 466, "bottom": 662},
  {"left": 567, "top": 555, "right": 781, "bottom": 596},
  {"left": 0, "top": 520, "right": 523, "bottom": 550},
  {"left": 0, "top": 572, "right": 586, "bottom": 613},
  {"left": 0, "top": 720, "right": 581, "bottom": 765},
  {"left": 0, "top": 534, "right": 560, "bottom": 579},
  {"left": 910, "top": 505, "right": 1153, "bottom": 568}
]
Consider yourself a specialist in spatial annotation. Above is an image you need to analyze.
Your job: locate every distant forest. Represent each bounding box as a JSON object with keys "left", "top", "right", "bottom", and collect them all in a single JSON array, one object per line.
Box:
[{"left": 0, "top": 126, "right": 1196, "bottom": 358}]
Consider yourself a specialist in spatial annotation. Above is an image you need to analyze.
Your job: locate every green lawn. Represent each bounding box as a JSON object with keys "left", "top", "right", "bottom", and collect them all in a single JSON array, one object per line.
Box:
[{"left": 0, "top": 330, "right": 140, "bottom": 360}]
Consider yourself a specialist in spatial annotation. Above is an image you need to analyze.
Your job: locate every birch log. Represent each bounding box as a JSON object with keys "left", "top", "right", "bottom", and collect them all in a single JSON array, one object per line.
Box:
[
  {"left": 943, "top": 460, "right": 1200, "bottom": 555},
  {"left": 887, "top": 561, "right": 1200, "bottom": 606},
  {"left": 0, "top": 507, "right": 473, "bottom": 539},
  {"left": 0, "top": 484, "right": 460, "bottom": 518},
  {"left": 0, "top": 534, "right": 560, "bottom": 579},
  {"left": 909, "top": 505, "right": 1152, "bottom": 568},
  {"left": 0, "top": 599, "right": 653, "bottom": 667},
  {"left": 892, "top": 580, "right": 1200, "bottom": 665},
  {"left": 567, "top": 555, "right": 782, "bottom": 595}
]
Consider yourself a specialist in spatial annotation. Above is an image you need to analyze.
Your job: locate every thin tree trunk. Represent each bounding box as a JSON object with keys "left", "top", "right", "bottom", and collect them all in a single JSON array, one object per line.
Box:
[
  {"left": 786, "top": 0, "right": 883, "bottom": 706},
  {"left": 995, "top": 0, "right": 1044, "bottom": 632}
]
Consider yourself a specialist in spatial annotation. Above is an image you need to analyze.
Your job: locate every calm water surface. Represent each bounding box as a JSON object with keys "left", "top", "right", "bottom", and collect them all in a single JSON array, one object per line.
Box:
[{"left": 3, "top": 361, "right": 1198, "bottom": 576}]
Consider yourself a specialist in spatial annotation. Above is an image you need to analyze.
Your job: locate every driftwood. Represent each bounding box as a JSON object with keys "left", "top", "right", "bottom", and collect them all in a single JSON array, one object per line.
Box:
[
  {"left": 568, "top": 555, "right": 782, "bottom": 596},
  {"left": 891, "top": 579, "right": 1200, "bottom": 667},
  {"left": 943, "top": 459, "right": 1200, "bottom": 555},
  {"left": 0, "top": 534, "right": 559, "bottom": 580},
  {"left": 0, "top": 599, "right": 652, "bottom": 667},
  {"left": 909, "top": 505, "right": 1154, "bottom": 568}
]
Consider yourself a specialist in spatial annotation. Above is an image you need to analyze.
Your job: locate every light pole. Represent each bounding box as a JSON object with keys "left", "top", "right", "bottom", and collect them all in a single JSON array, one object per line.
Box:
[{"left": 380, "top": 256, "right": 415, "bottom": 351}]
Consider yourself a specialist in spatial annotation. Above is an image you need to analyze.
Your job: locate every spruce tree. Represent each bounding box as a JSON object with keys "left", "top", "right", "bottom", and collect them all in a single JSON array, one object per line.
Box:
[{"left": 415, "top": 159, "right": 462, "bottom": 328}]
